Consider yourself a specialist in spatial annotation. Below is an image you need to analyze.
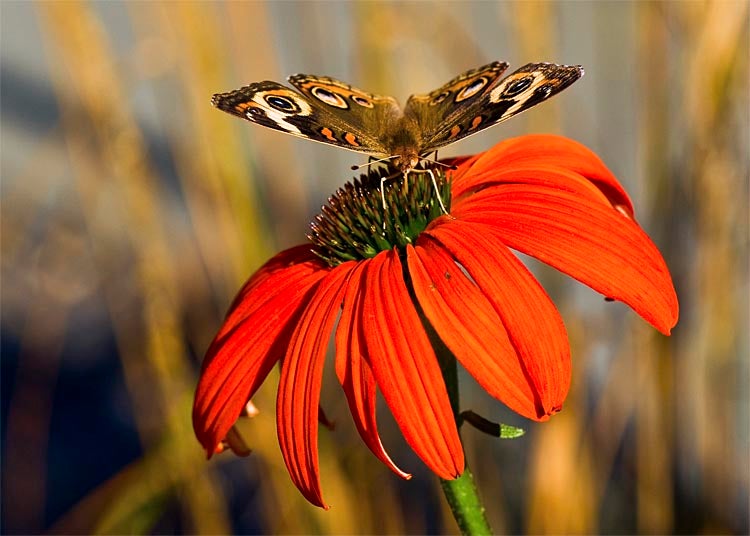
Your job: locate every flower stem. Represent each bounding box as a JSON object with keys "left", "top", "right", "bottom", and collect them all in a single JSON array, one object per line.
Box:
[
  {"left": 440, "top": 468, "right": 491, "bottom": 536},
  {"left": 431, "top": 326, "right": 493, "bottom": 535}
]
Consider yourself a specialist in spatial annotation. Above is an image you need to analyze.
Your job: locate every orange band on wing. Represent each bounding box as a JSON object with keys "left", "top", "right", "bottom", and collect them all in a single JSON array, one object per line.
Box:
[
  {"left": 344, "top": 132, "right": 360, "bottom": 146},
  {"left": 319, "top": 127, "right": 337, "bottom": 142}
]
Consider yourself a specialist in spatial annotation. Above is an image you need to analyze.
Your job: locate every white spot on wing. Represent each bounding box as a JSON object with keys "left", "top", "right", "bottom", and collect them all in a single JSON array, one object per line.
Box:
[
  {"left": 249, "top": 91, "right": 313, "bottom": 136},
  {"left": 489, "top": 71, "right": 544, "bottom": 116}
]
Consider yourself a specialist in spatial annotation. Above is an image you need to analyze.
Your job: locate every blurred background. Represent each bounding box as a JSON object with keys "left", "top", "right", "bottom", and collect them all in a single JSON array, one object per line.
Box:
[{"left": 1, "top": 1, "right": 748, "bottom": 534}]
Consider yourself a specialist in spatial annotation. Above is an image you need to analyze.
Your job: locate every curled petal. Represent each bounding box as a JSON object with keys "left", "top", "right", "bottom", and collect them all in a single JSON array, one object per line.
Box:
[
  {"left": 335, "top": 263, "right": 411, "bottom": 479},
  {"left": 363, "top": 250, "right": 464, "bottom": 478},
  {"left": 426, "top": 223, "right": 571, "bottom": 420},
  {"left": 277, "top": 261, "right": 355, "bottom": 509},
  {"left": 453, "top": 166, "right": 614, "bottom": 208},
  {"left": 453, "top": 185, "right": 678, "bottom": 333},
  {"left": 450, "top": 134, "right": 633, "bottom": 215},
  {"left": 193, "top": 251, "right": 327, "bottom": 457},
  {"left": 407, "top": 241, "right": 541, "bottom": 420}
]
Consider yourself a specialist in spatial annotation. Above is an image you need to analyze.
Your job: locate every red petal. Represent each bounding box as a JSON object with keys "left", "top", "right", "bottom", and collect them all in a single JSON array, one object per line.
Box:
[
  {"left": 362, "top": 250, "right": 464, "bottom": 479},
  {"left": 452, "top": 165, "right": 613, "bottom": 208},
  {"left": 453, "top": 185, "right": 679, "bottom": 334},
  {"left": 406, "top": 241, "right": 541, "bottom": 420},
  {"left": 450, "top": 134, "right": 633, "bottom": 215},
  {"left": 277, "top": 262, "right": 355, "bottom": 509},
  {"left": 426, "top": 223, "right": 571, "bottom": 419},
  {"left": 218, "top": 245, "right": 322, "bottom": 339},
  {"left": 334, "top": 263, "right": 411, "bottom": 480},
  {"left": 193, "top": 253, "right": 327, "bottom": 457}
]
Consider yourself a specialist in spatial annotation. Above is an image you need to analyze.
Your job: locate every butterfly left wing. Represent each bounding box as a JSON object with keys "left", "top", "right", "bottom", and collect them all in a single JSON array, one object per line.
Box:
[
  {"left": 287, "top": 74, "right": 404, "bottom": 154},
  {"left": 212, "top": 79, "right": 396, "bottom": 156},
  {"left": 406, "top": 62, "right": 583, "bottom": 153}
]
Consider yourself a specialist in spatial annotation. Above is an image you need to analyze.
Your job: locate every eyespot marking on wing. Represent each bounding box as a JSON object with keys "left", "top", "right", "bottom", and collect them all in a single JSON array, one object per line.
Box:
[
  {"left": 455, "top": 77, "right": 489, "bottom": 102},
  {"left": 251, "top": 89, "right": 313, "bottom": 116},
  {"left": 497, "top": 75, "right": 535, "bottom": 98},
  {"left": 431, "top": 91, "right": 451, "bottom": 105},
  {"left": 311, "top": 86, "right": 349, "bottom": 109},
  {"left": 247, "top": 89, "right": 313, "bottom": 135},
  {"left": 288, "top": 74, "right": 399, "bottom": 110},
  {"left": 264, "top": 94, "right": 301, "bottom": 113},
  {"left": 351, "top": 95, "right": 374, "bottom": 108},
  {"left": 536, "top": 84, "right": 554, "bottom": 98},
  {"left": 245, "top": 105, "right": 264, "bottom": 118}
]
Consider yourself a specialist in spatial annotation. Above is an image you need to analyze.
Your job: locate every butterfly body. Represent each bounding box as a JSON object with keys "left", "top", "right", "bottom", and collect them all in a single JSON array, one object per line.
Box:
[
  {"left": 212, "top": 61, "right": 583, "bottom": 173},
  {"left": 380, "top": 118, "right": 422, "bottom": 171}
]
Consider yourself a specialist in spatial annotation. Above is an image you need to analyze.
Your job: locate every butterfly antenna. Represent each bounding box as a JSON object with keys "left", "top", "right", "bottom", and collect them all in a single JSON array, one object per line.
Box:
[
  {"left": 351, "top": 155, "right": 398, "bottom": 171},
  {"left": 420, "top": 156, "right": 458, "bottom": 171}
]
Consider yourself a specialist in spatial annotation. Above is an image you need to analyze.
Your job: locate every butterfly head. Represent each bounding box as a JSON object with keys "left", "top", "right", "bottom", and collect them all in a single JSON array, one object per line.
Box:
[{"left": 393, "top": 148, "right": 420, "bottom": 174}]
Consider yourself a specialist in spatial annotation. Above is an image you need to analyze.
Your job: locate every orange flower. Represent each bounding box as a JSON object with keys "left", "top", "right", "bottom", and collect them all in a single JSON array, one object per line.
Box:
[{"left": 192, "top": 134, "right": 678, "bottom": 508}]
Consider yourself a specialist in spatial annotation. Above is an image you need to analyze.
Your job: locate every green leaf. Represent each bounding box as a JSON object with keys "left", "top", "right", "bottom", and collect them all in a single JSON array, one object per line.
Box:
[
  {"left": 460, "top": 410, "right": 525, "bottom": 439},
  {"left": 498, "top": 423, "right": 525, "bottom": 439}
]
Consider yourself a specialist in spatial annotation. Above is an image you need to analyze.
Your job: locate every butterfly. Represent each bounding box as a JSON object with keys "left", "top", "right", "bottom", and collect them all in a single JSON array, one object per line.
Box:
[{"left": 212, "top": 61, "right": 583, "bottom": 176}]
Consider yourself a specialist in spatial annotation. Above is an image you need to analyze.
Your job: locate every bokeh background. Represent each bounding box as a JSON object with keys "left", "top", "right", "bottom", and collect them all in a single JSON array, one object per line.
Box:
[{"left": 2, "top": 1, "right": 748, "bottom": 534}]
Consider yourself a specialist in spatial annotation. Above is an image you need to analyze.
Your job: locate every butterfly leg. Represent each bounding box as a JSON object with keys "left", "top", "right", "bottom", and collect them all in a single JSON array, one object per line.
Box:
[
  {"left": 428, "top": 169, "right": 450, "bottom": 215},
  {"left": 380, "top": 174, "right": 388, "bottom": 211},
  {"left": 411, "top": 168, "right": 449, "bottom": 215},
  {"left": 378, "top": 168, "right": 402, "bottom": 210}
]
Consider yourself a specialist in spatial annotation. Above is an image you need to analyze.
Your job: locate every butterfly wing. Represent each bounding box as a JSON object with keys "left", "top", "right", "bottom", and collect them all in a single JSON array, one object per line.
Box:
[
  {"left": 405, "top": 62, "right": 583, "bottom": 153},
  {"left": 212, "top": 78, "right": 398, "bottom": 156},
  {"left": 403, "top": 61, "right": 509, "bottom": 142},
  {"left": 288, "top": 74, "right": 408, "bottom": 156}
]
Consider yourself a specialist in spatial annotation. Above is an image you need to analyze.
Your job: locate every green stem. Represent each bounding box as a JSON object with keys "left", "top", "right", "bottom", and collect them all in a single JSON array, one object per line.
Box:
[
  {"left": 440, "top": 468, "right": 491, "bottom": 536},
  {"left": 432, "top": 327, "right": 492, "bottom": 535}
]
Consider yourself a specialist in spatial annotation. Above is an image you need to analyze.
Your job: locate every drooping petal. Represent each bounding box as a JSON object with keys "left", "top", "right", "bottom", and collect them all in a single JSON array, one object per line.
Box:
[
  {"left": 450, "top": 134, "right": 634, "bottom": 215},
  {"left": 406, "top": 240, "right": 541, "bottom": 420},
  {"left": 426, "top": 223, "right": 571, "bottom": 419},
  {"left": 452, "top": 165, "right": 615, "bottom": 209},
  {"left": 362, "top": 250, "right": 464, "bottom": 479},
  {"left": 334, "top": 262, "right": 411, "bottom": 479},
  {"left": 193, "top": 251, "right": 327, "bottom": 457},
  {"left": 277, "top": 261, "right": 355, "bottom": 509},
  {"left": 453, "top": 185, "right": 679, "bottom": 333}
]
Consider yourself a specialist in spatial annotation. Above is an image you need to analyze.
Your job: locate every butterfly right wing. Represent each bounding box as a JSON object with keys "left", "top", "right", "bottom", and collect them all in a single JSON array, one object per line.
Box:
[
  {"left": 406, "top": 62, "right": 583, "bottom": 153},
  {"left": 212, "top": 80, "right": 393, "bottom": 156},
  {"left": 403, "top": 61, "right": 510, "bottom": 148}
]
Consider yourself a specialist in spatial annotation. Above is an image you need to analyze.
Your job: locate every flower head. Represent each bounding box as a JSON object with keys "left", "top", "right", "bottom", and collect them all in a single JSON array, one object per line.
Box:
[{"left": 192, "top": 134, "right": 678, "bottom": 508}]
